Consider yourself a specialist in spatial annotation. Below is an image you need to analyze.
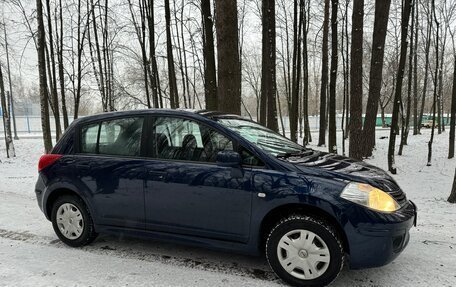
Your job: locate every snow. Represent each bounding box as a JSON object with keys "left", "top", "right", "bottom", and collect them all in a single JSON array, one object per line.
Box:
[{"left": 0, "top": 129, "right": 455, "bottom": 286}]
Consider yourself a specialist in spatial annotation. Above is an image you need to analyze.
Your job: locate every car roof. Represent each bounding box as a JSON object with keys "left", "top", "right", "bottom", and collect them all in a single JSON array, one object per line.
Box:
[{"left": 73, "top": 109, "right": 246, "bottom": 125}]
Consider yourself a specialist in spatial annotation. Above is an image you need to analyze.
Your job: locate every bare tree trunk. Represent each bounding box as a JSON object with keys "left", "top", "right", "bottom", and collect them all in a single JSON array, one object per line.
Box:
[
  {"left": 74, "top": 0, "right": 88, "bottom": 119},
  {"left": 318, "top": 0, "right": 330, "bottom": 147},
  {"left": 89, "top": 0, "right": 108, "bottom": 111},
  {"left": 276, "top": 90, "right": 285, "bottom": 136},
  {"left": 145, "top": 0, "right": 160, "bottom": 108},
  {"left": 128, "top": 0, "right": 152, "bottom": 108},
  {"left": 215, "top": 0, "right": 241, "bottom": 115},
  {"left": 340, "top": 0, "right": 348, "bottom": 155},
  {"left": 45, "top": 0, "right": 62, "bottom": 140},
  {"left": 36, "top": 0, "right": 53, "bottom": 153},
  {"left": 419, "top": 9, "right": 432, "bottom": 133},
  {"left": 201, "top": 0, "right": 217, "bottom": 110},
  {"left": 164, "top": 0, "right": 179, "bottom": 108},
  {"left": 399, "top": 1, "right": 415, "bottom": 155},
  {"left": 449, "top": 168, "right": 456, "bottom": 203},
  {"left": 261, "top": 0, "right": 278, "bottom": 131},
  {"left": 437, "top": 23, "right": 446, "bottom": 135},
  {"left": 303, "top": 0, "right": 311, "bottom": 145},
  {"left": 290, "top": 0, "right": 303, "bottom": 141},
  {"left": 449, "top": 56, "right": 456, "bottom": 159},
  {"left": 387, "top": 0, "right": 412, "bottom": 173},
  {"left": 349, "top": 0, "right": 364, "bottom": 160},
  {"left": 2, "top": 24, "right": 18, "bottom": 140},
  {"left": 363, "top": 0, "right": 391, "bottom": 157},
  {"left": 428, "top": 0, "right": 439, "bottom": 166},
  {"left": 412, "top": 4, "right": 419, "bottom": 135},
  {"left": 0, "top": 64, "right": 15, "bottom": 157},
  {"left": 57, "top": 0, "right": 69, "bottom": 129},
  {"left": 328, "top": 0, "right": 338, "bottom": 154}
]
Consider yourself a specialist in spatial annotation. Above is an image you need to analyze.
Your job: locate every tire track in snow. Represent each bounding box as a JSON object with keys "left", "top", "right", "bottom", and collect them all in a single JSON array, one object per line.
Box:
[{"left": 0, "top": 228, "right": 278, "bottom": 282}]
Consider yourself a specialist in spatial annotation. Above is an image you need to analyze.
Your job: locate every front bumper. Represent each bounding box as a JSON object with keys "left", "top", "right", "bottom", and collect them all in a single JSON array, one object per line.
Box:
[{"left": 346, "top": 200, "right": 417, "bottom": 269}]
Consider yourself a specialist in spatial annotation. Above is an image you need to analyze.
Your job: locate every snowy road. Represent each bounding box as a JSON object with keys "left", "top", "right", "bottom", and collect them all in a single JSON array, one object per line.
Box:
[{"left": 1, "top": 130, "right": 456, "bottom": 286}]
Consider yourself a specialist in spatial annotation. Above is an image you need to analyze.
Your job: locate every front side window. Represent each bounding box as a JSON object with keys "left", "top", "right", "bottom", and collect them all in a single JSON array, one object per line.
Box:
[
  {"left": 151, "top": 117, "right": 233, "bottom": 162},
  {"left": 80, "top": 117, "right": 144, "bottom": 157}
]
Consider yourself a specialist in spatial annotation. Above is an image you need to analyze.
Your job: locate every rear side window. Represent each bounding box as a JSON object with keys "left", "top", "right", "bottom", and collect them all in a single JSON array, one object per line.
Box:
[{"left": 80, "top": 117, "right": 144, "bottom": 157}]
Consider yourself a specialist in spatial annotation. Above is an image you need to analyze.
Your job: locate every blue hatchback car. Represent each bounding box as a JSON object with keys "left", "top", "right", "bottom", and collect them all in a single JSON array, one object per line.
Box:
[{"left": 36, "top": 109, "right": 416, "bottom": 286}]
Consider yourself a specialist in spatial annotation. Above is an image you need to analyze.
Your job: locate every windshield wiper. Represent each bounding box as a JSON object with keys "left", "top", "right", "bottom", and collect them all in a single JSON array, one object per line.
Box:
[{"left": 276, "top": 149, "right": 313, "bottom": 159}]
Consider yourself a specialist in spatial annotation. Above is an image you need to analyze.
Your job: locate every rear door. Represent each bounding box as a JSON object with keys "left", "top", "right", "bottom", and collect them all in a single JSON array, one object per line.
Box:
[
  {"left": 74, "top": 116, "right": 146, "bottom": 229},
  {"left": 143, "top": 116, "right": 253, "bottom": 243}
]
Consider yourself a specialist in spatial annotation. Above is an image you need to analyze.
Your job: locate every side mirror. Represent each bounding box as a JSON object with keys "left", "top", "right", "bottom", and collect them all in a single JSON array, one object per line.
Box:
[{"left": 216, "top": 151, "right": 241, "bottom": 167}]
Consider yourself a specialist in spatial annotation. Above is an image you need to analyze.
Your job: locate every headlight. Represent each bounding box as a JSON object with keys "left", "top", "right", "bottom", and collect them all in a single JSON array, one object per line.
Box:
[{"left": 340, "top": 182, "right": 400, "bottom": 212}]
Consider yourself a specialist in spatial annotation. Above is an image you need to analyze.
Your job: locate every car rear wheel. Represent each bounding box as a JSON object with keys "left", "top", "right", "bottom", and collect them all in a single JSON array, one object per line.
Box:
[
  {"left": 51, "top": 195, "right": 97, "bottom": 247},
  {"left": 266, "top": 215, "right": 344, "bottom": 287}
]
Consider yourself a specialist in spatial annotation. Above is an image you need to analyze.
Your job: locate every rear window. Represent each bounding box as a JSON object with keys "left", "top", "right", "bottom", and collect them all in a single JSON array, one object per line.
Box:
[{"left": 80, "top": 117, "right": 144, "bottom": 157}]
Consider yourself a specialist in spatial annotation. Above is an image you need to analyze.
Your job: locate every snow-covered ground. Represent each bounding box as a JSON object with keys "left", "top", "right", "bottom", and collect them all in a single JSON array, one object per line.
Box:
[{"left": 0, "top": 129, "right": 455, "bottom": 286}]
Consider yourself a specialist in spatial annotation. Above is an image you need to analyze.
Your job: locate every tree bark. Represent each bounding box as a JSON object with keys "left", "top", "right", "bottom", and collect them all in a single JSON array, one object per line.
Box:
[
  {"left": 3, "top": 23, "right": 19, "bottom": 140},
  {"left": 145, "top": 0, "right": 160, "bottom": 108},
  {"left": 164, "top": 0, "right": 179, "bottom": 108},
  {"left": 261, "top": 0, "right": 278, "bottom": 132},
  {"left": 0, "top": 64, "right": 15, "bottom": 158},
  {"left": 449, "top": 56, "right": 456, "bottom": 159},
  {"left": 449, "top": 168, "right": 456, "bottom": 203},
  {"left": 201, "top": 0, "right": 217, "bottom": 111},
  {"left": 45, "top": 0, "right": 62, "bottom": 140},
  {"left": 349, "top": 0, "right": 364, "bottom": 160},
  {"left": 399, "top": 1, "right": 415, "bottom": 155},
  {"left": 328, "top": 0, "right": 338, "bottom": 154},
  {"left": 388, "top": 0, "right": 413, "bottom": 173},
  {"left": 35, "top": 0, "right": 53, "bottom": 153},
  {"left": 290, "top": 0, "right": 304, "bottom": 141},
  {"left": 428, "top": 0, "right": 439, "bottom": 166},
  {"left": 57, "top": 0, "right": 69, "bottom": 129},
  {"left": 363, "top": 0, "right": 391, "bottom": 157},
  {"left": 419, "top": 10, "right": 432, "bottom": 133},
  {"left": 302, "top": 0, "right": 311, "bottom": 145},
  {"left": 413, "top": 3, "right": 419, "bottom": 135},
  {"left": 215, "top": 0, "right": 241, "bottom": 115},
  {"left": 318, "top": 0, "right": 330, "bottom": 147}
]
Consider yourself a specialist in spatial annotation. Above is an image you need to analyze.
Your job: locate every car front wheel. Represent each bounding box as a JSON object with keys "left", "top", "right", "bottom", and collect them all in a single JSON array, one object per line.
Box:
[
  {"left": 266, "top": 215, "right": 344, "bottom": 287},
  {"left": 51, "top": 195, "right": 97, "bottom": 247}
]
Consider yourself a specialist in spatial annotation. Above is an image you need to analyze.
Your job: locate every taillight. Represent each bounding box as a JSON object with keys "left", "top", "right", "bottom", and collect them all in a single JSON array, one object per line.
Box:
[{"left": 38, "top": 154, "right": 63, "bottom": 172}]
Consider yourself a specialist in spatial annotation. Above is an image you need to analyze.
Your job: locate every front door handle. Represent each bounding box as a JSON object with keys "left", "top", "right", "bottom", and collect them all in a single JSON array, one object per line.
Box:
[{"left": 148, "top": 171, "right": 167, "bottom": 181}]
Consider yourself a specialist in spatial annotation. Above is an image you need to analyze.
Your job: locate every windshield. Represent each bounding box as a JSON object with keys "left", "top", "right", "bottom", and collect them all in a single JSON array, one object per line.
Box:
[{"left": 217, "top": 118, "right": 304, "bottom": 156}]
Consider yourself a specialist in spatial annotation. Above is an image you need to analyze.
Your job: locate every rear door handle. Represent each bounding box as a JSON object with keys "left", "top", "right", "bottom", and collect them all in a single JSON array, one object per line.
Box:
[
  {"left": 75, "top": 163, "right": 90, "bottom": 171},
  {"left": 60, "top": 158, "right": 75, "bottom": 165}
]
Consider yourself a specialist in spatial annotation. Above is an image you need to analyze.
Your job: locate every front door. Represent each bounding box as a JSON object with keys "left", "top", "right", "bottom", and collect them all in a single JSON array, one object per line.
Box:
[{"left": 143, "top": 116, "right": 253, "bottom": 243}]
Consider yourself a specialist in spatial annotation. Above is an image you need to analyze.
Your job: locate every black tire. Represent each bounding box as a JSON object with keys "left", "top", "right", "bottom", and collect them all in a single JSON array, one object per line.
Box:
[
  {"left": 51, "top": 195, "right": 97, "bottom": 247},
  {"left": 266, "top": 215, "right": 344, "bottom": 287}
]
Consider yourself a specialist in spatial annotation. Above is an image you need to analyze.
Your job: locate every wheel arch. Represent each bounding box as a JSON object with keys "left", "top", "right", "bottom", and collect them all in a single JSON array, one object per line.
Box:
[
  {"left": 44, "top": 187, "right": 91, "bottom": 221},
  {"left": 258, "top": 203, "right": 349, "bottom": 255}
]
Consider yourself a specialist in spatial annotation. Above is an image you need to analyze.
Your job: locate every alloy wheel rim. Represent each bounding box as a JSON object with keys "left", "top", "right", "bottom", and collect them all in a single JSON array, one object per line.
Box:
[
  {"left": 56, "top": 203, "right": 84, "bottom": 240},
  {"left": 276, "top": 229, "right": 331, "bottom": 280}
]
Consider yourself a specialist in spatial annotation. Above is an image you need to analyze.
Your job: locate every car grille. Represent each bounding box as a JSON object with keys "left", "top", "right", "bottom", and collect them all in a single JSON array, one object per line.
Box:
[
  {"left": 373, "top": 180, "right": 408, "bottom": 206},
  {"left": 388, "top": 188, "right": 407, "bottom": 206}
]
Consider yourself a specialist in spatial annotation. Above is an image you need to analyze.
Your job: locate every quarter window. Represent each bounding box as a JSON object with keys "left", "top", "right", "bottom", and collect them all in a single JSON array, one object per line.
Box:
[{"left": 81, "top": 123, "right": 99, "bottom": 154}]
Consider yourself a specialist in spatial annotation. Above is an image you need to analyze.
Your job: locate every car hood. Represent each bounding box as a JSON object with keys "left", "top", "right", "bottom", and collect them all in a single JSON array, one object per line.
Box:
[{"left": 280, "top": 150, "right": 406, "bottom": 204}]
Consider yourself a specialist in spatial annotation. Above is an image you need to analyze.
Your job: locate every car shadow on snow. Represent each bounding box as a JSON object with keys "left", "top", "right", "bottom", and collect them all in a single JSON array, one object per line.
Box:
[{"left": 82, "top": 234, "right": 394, "bottom": 286}]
